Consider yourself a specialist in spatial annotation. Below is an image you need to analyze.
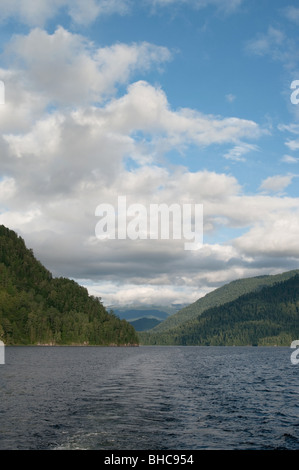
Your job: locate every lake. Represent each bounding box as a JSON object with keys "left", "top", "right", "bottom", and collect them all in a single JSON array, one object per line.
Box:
[{"left": 0, "top": 346, "right": 298, "bottom": 450}]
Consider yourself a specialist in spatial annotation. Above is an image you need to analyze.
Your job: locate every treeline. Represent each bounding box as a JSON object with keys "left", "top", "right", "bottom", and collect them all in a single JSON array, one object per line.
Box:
[
  {"left": 0, "top": 225, "right": 139, "bottom": 346},
  {"left": 140, "top": 274, "right": 299, "bottom": 346}
]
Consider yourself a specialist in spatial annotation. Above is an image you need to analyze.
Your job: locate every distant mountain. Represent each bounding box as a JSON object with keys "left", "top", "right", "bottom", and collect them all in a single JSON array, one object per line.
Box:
[
  {"left": 129, "top": 317, "right": 161, "bottom": 331},
  {"left": 0, "top": 225, "right": 139, "bottom": 346},
  {"left": 140, "top": 270, "right": 299, "bottom": 345},
  {"left": 111, "top": 308, "right": 170, "bottom": 322},
  {"left": 109, "top": 304, "right": 184, "bottom": 331}
]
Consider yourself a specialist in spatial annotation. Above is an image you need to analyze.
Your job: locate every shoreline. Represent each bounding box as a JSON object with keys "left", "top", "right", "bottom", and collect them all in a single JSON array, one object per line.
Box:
[{"left": 2, "top": 343, "right": 140, "bottom": 347}]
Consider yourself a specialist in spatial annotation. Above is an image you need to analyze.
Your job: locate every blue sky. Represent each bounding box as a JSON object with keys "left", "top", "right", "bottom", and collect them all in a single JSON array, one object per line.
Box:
[{"left": 0, "top": 0, "right": 299, "bottom": 306}]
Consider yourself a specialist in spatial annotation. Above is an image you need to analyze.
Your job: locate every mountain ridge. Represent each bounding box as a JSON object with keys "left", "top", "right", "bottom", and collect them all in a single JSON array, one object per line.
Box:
[
  {"left": 144, "top": 269, "right": 299, "bottom": 334},
  {"left": 139, "top": 269, "right": 299, "bottom": 345},
  {"left": 0, "top": 225, "right": 139, "bottom": 346}
]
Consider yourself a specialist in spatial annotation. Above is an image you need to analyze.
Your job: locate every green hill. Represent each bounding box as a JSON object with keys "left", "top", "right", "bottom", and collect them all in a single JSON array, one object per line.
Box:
[
  {"left": 140, "top": 274, "right": 299, "bottom": 346},
  {"left": 0, "top": 225, "right": 139, "bottom": 346},
  {"left": 140, "top": 269, "right": 299, "bottom": 342}
]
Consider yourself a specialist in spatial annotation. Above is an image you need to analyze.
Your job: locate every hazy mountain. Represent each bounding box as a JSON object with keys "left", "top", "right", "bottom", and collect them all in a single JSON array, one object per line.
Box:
[
  {"left": 129, "top": 317, "right": 162, "bottom": 331},
  {"left": 109, "top": 304, "right": 185, "bottom": 331},
  {"left": 111, "top": 307, "right": 170, "bottom": 322}
]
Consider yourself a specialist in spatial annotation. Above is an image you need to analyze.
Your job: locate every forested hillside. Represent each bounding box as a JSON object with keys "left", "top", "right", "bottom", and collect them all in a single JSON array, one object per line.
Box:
[
  {"left": 140, "top": 274, "right": 299, "bottom": 346},
  {"left": 143, "top": 269, "right": 299, "bottom": 335},
  {"left": 0, "top": 225, "right": 139, "bottom": 346}
]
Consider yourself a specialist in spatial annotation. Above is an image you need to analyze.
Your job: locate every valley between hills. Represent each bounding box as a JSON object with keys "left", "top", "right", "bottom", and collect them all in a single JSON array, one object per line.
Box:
[{"left": 1, "top": 224, "right": 298, "bottom": 347}]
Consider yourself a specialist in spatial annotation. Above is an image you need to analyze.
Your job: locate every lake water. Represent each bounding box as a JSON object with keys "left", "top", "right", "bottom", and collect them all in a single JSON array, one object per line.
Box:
[{"left": 0, "top": 346, "right": 298, "bottom": 450}]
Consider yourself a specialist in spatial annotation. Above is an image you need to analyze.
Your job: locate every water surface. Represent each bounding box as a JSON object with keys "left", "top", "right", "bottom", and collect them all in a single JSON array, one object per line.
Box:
[{"left": 0, "top": 346, "right": 298, "bottom": 450}]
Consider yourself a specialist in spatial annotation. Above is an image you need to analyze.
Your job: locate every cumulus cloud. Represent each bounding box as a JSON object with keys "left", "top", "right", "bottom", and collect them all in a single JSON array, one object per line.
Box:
[
  {"left": 259, "top": 174, "right": 295, "bottom": 193},
  {"left": 5, "top": 27, "right": 172, "bottom": 107},
  {"left": 0, "top": 0, "right": 243, "bottom": 27},
  {"left": 103, "top": 81, "right": 262, "bottom": 151},
  {"left": 87, "top": 281, "right": 202, "bottom": 306},
  {"left": 3, "top": 139, "right": 299, "bottom": 305},
  {"left": 1, "top": 79, "right": 263, "bottom": 242},
  {"left": 1, "top": 16, "right": 299, "bottom": 306},
  {"left": 234, "top": 210, "right": 299, "bottom": 258},
  {"left": 0, "top": 33, "right": 294, "bottom": 307},
  {"left": 0, "top": 176, "right": 16, "bottom": 204},
  {"left": 0, "top": 0, "right": 130, "bottom": 26}
]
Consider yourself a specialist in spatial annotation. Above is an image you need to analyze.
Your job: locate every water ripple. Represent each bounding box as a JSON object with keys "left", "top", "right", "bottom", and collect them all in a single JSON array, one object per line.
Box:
[{"left": 0, "top": 346, "right": 298, "bottom": 450}]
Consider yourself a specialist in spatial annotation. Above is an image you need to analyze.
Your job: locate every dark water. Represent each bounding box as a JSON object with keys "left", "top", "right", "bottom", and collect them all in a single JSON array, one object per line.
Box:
[{"left": 0, "top": 346, "right": 298, "bottom": 450}]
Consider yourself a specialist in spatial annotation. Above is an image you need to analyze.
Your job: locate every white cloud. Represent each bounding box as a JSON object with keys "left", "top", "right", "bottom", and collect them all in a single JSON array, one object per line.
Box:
[
  {"left": 0, "top": 177, "right": 16, "bottom": 203},
  {"left": 0, "top": 0, "right": 243, "bottom": 27},
  {"left": 246, "top": 26, "right": 285, "bottom": 57},
  {"left": 86, "top": 281, "right": 201, "bottom": 306},
  {"left": 278, "top": 123, "right": 299, "bottom": 134},
  {"left": 0, "top": 34, "right": 289, "bottom": 301},
  {"left": 1, "top": 75, "right": 263, "bottom": 222},
  {"left": 224, "top": 143, "right": 258, "bottom": 162},
  {"left": 0, "top": 69, "right": 48, "bottom": 134},
  {"left": 1, "top": 16, "right": 299, "bottom": 306},
  {"left": 4, "top": 114, "right": 64, "bottom": 159},
  {"left": 149, "top": 0, "right": 243, "bottom": 14},
  {"left": 6, "top": 27, "right": 172, "bottom": 107},
  {"left": 103, "top": 81, "right": 262, "bottom": 150},
  {"left": 67, "top": 0, "right": 130, "bottom": 25},
  {"left": 281, "top": 154, "right": 299, "bottom": 164},
  {"left": 286, "top": 139, "right": 299, "bottom": 151},
  {"left": 278, "top": 124, "right": 299, "bottom": 154},
  {"left": 225, "top": 93, "right": 236, "bottom": 103},
  {"left": 284, "top": 6, "right": 299, "bottom": 25},
  {"left": 0, "top": 0, "right": 62, "bottom": 26},
  {"left": 234, "top": 211, "right": 299, "bottom": 258},
  {"left": 0, "top": 0, "right": 130, "bottom": 26},
  {"left": 245, "top": 24, "right": 299, "bottom": 72},
  {"left": 259, "top": 174, "right": 295, "bottom": 193},
  {"left": 3, "top": 153, "right": 299, "bottom": 305}
]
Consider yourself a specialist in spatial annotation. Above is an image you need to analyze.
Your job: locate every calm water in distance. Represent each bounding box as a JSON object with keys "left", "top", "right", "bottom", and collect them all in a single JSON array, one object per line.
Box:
[{"left": 0, "top": 346, "right": 298, "bottom": 450}]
